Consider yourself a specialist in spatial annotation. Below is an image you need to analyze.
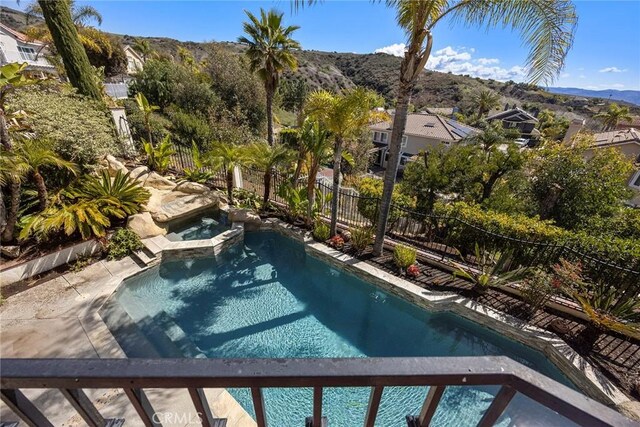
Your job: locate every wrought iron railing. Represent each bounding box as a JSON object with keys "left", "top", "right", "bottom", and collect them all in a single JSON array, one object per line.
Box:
[{"left": 1, "top": 357, "right": 634, "bottom": 427}]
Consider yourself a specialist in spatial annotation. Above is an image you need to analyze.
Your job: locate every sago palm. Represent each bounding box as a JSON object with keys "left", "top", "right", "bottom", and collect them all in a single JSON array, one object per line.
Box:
[
  {"left": 206, "top": 143, "right": 249, "bottom": 205},
  {"left": 472, "top": 89, "right": 501, "bottom": 118},
  {"left": 77, "top": 170, "right": 150, "bottom": 217},
  {"left": 246, "top": 141, "right": 292, "bottom": 207},
  {"left": 238, "top": 8, "right": 300, "bottom": 145},
  {"left": 305, "top": 88, "right": 386, "bottom": 236},
  {"left": 594, "top": 103, "right": 633, "bottom": 131}
]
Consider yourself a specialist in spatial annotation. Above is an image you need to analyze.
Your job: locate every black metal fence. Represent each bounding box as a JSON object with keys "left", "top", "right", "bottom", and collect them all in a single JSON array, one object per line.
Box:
[
  {"left": 1, "top": 357, "right": 634, "bottom": 427},
  {"left": 170, "top": 144, "right": 227, "bottom": 189}
]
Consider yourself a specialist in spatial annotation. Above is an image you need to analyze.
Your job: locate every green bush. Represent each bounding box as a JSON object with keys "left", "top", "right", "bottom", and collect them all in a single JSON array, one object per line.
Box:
[
  {"left": 350, "top": 226, "right": 373, "bottom": 254},
  {"left": 143, "top": 136, "right": 175, "bottom": 174},
  {"left": 7, "top": 83, "right": 118, "bottom": 166},
  {"left": 107, "top": 228, "right": 143, "bottom": 260},
  {"left": 356, "top": 177, "right": 414, "bottom": 224},
  {"left": 166, "top": 107, "right": 213, "bottom": 149},
  {"left": 393, "top": 244, "right": 417, "bottom": 269},
  {"left": 313, "top": 220, "right": 330, "bottom": 242},
  {"left": 519, "top": 268, "right": 558, "bottom": 314},
  {"left": 123, "top": 99, "right": 170, "bottom": 145}
]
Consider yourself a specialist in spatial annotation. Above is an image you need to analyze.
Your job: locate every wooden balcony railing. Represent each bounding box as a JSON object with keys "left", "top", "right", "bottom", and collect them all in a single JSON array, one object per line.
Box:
[{"left": 0, "top": 356, "right": 634, "bottom": 427}]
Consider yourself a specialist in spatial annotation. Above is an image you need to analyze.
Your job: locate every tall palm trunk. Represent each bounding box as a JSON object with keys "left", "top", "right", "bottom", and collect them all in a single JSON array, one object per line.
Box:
[
  {"left": 330, "top": 137, "right": 343, "bottom": 236},
  {"left": 266, "top": 86, "right": 274, "bottom": 146},
  {"left": 292, "top": 147, "right": 305, "bottom": 184},
  {"left": 226, "top": 168, "right": 234, "bottom": 205},
  {"left": 0, "top": 109, "right": 12, "bottom": 150},
  {"left": 38, "top": 0, "right": 102, "bottom": 101},
  {"left": 373, "top": 30, "right": 433, "bottom": 256},
  {"left": 263, "top": 169, "right": 271, "bottom": 207},
  {"left": 306, "top": 162, "right": 319, "bottom": 221},
  {"left": 1, "top": 180, "right": 20, "bottom": 242},
  {"left": 33, "top": 170, "right": 48, "bottom": 210}
]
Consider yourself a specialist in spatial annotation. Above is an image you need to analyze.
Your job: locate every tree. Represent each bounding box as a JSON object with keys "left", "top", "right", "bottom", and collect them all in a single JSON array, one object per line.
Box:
[
  {"left": 305, "top": 88, "right": 385, "bottom": 236},
  {"left": 0, "top": 62, "right": 35, "bottom": 150},
  {"left": 26, "top": 0, "right": 103, "bottom": 27},
  {"left": 135, "top": 92, "right": 160, "bottom": 145},
  {"left": 528, "top": 142, "right": 633, "bottom": 229},
  {"left": 279, "top": 78, "right": 309, "bottom": 126},
  {"left": 594, "top": 103, "right": 633, "bottom": 131},
  {"left": 36, "top": 0, "right": 103, "bottom": 100},
  {"left": 299, "top": 118, "right": 331, "bottom": 219},
  {"left": 367, "top": 0, "right": 577, "bottom": 256},
  {"left": 206, "top": 143, "right": 248, "bottom": 205},
  {"left": 537, "top": 109, "right": 570, "bottom": 141},
  {"left": 238, "top": 8, "right": 301, "bottom": 145},
  {"left": 246, "top": 141, "right": 292, "bottom": 207},
  {"left": 472, "top": 89, "right": 501, "bottom": 118}
]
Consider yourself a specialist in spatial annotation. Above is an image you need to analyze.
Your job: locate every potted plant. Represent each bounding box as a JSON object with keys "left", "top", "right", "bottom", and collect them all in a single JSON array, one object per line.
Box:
[{"left": 393, "top": 244, "right": 417, "bottom": 276}]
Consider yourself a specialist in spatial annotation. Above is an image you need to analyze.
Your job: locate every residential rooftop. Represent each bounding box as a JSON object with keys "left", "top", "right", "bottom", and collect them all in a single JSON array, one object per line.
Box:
[{"left": 370, "top": 112, "right": 479, "bottom": 142}]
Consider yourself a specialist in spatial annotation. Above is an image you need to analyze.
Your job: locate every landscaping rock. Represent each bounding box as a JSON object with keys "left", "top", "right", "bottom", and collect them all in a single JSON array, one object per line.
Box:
[
  {"left": 150, "top": 191, "right": 220, "bottom": 223},
  {"left": 102, "top": 155, "right": 128, "bottom": 176},
  {"left": 1, "top": 245, "right": 20, "bottom": 259},
  {"left": 228, "top": 208, "right": 262, "bottom": 231},
  {"left": 130, "top": 166, "right": 149, "bottom": 180},
  {"left": 175, "top": 181, "right": 209, "bottom": 194},
  {"left": 141, "top": 172, "right": 176, "bottom": 190},
  {"left": 127, "top": 212, "right": 167, "bottom": 239}
]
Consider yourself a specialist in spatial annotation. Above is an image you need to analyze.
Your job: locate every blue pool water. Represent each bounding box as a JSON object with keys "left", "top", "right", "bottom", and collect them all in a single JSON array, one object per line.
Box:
[
  {"left": 165, "top": 213, "right": 229, "bottom": 241},
  {"left": 112, "top": 231, "right": 579, "bottom": 426}
]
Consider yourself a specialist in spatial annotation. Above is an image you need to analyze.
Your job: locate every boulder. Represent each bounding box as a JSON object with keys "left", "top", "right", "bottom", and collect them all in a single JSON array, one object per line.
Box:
[
  {"left": 175, "top": 181, "right": 209, "bottom": 194},
  {"left": 127, "top": 212, "right": 167, "bottom": 239},
  {"left": 141, "top": 172, "right": 176, "bottom": 190},
  {"left": 1, "top": 245, "right": 20, "bottom": 259},
  {"left": 130, "top": 166, "right": 149, "bottom": 180},
  {"left": 150, "top": 191, "right": 220, "bottom": 223},
  {"left": 228, "top": 208, "right": 262, "bottom": 231},
  {"left": 102, "top": 155, "right": 128, "bottom": 176}
]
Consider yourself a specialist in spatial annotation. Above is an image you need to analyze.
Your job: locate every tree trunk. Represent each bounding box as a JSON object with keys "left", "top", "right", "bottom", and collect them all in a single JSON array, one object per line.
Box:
[
  {"left": 266, "top": 87, "right": 274, "bottom": 146},
  {"left": 1, "top": 180, "right": 20, "bottom": 243},
  {"left": 263, "top": 169, "right": 271, "bottom": 208},
  {"left": 480, "top": 173, "right": 501, "bottom": 202},
  {"left": 33, "top": 170, "right": 48, "bottom": 210},
  {"left": 38, "top": 0, "right": 102, "bottom": 101},
  {"left": 330, "top": 137, "right": 343, "bottom": 236},
  {"left": 307, "top": 162, "right": 319, "bottom": 221},
  {"left": 373, "top": 85, "right": 411, "bottom": 255},
  {"left": 292, "top": 147, "right": 305, "bottom": 184},
  {"left": 0, "top": 108, "right": 12, "bottom": 150},
  {"left": 226, "top": 169, "right": 234, "bottom": 205}
]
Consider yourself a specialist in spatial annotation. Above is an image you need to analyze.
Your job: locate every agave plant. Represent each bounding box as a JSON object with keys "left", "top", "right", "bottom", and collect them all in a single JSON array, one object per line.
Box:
[
  {"left": 143, "top": 135, "right": 175, "bottom": 174},
  {"left": 452, "top": 243, "right": 526, "bottom": 293}
]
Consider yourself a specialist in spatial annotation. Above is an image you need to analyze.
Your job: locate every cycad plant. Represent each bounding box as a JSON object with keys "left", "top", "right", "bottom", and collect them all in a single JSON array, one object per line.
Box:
[
  {"left": 78, "top": 170, "right": 151, "bottom": 217},
  {"left": 238, "top": 8, "right": 300, "bottom": 145},
  {"left": 246, "top": 141, "right": 292, "bottom": 208},
  {"left": 206, "top": 143, "right": 248, "bottom": 205}
]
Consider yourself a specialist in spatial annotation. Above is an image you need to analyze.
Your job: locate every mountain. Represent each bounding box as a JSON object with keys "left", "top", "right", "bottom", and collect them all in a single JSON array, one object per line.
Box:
[
  {"left": 3, "top": 5, "right": 639, "bottom": 123},
  {"left": 547, "top": 87, "right": 640, "bottom": 107}
]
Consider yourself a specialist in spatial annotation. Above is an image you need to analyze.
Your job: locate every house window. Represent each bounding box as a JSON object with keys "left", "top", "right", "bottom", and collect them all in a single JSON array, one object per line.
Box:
[
  {"left": 373, "top": 131, "right": 380, "bottom": 142},
  {"left": 400, "top": 135, "right": 407, "bottom": 148},
  {"left": 17, "top": 46, "right": 37, "bottom": 61},
  {"left": 380, "top": 132, "right": 388, "bottom": 143},
  {"left": 441, "top": 140, "right": 451, "bottom": 145},
  {"left": 631, "top": 171, "right": 640, "bottom": 189}
]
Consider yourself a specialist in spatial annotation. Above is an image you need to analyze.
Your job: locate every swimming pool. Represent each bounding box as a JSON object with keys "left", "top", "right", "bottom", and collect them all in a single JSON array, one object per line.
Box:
[
  {"left": 109, "top": 231, "right": 579, "bottom": 426},
  {"left": 165, "top": 212, "right": 229, "bottom": 241}
]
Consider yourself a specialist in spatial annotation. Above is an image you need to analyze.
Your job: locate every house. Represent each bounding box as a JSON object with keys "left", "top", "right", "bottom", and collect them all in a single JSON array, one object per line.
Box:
[
  {"left": 616, "top": 115, "right": 640, "bottom": 131},
  {"left": 0, "top": 23, "right": 56, "bottom": 77},
  {"left": 585, "top": 128, "right": 640, "bottom": 207},
  {"left": 123, "top": 45, "right": 144, "bottom": 75},
  {"left": 369, "top": 113, "right": 479, "bottom": 170},
  {"left": 486, "top": 106, "right": 541, "bottom": 145}
]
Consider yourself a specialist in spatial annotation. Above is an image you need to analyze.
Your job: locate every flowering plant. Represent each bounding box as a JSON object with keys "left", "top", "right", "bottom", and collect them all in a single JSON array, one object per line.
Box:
[
  {"left": 328, "top": 235, "right": 344, "bottom": 249},
  {"left": 406, "top": 264, "right": 420, "bottom": 278}
]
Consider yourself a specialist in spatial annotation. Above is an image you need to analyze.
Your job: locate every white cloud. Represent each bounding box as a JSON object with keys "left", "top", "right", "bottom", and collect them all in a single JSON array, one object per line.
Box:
[
  {"left": 374, "top": 44, "right": 526, "bottom": 81},
  {"left": 374, "top": 43, "right": 406, "bottom": 57},
  {"left": 560, "top": 72, "right": 570, "bottom": 78},
  {"left": 599, "top": 67, "right": 627, "bottom": 73}
]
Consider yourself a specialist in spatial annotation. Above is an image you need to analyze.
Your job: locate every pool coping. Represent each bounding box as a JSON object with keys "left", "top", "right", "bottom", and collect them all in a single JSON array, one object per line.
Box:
[{"left": 258, "top": 218, "right": 632, "bottom": 408}]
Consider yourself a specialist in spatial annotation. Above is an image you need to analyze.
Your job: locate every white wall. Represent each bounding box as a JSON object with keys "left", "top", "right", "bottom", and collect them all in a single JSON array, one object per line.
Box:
[{"left": 0, "top": 29, "right": 54, "bottom": 71}]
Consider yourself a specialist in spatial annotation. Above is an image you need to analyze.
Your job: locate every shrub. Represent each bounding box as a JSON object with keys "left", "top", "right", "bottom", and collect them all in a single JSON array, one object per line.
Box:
[
  {"left": 406, "top": 264, "right": 420, "bottom": 278},
  {"left": 107, "top": 228, "right": 143, "bottom": 260},
  {"left": 350, "top": 226, "right": 373, "bottom": 254},
  {"left": 328, "top": 235, "right": 344, "bottom": 250},
  {"left": 393, "top": 244, "right": 417, "bottom": 270},
  {"left": 183, "top": 143, "right": 214, "bottom": 184},
  {"left": 143, "top": 135, "right": 175, "bottom": 174},
  {"left": 313, "top": 221, "right": 330, "bottom": 242},
  {"left": 519, "top": 268, "right": 559, "bottom": 314},
  {"left": 166, "top": 107, "right": 213, "bottom": 149},
  {"left": 356, "top": 177, "right": 414, "bottom": 225},
  {"left": 123, "top": 98, "right": 170, "bottom": 145},
  {"left": 7, "top": 83, "right": 118, "bottom": 166}
]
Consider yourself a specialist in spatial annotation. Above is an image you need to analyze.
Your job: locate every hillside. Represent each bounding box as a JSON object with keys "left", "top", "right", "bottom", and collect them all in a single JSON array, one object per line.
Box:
[
  {"left": 548, "top": 87, "right": 640, "bottom": 106},
  {"left": 3, "top": 5, "right": 639, "bottom": 124}
]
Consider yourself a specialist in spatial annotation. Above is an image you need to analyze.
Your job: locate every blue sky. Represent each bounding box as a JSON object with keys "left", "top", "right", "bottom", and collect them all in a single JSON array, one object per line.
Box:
[{"left": 9, "top": 0, "right": 640, "bottom": 90}]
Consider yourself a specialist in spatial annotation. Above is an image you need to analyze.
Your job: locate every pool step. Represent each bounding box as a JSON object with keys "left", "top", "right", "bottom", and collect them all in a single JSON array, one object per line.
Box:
[{"left": 131, "top": 246, "right": 158, "bottom": 267}]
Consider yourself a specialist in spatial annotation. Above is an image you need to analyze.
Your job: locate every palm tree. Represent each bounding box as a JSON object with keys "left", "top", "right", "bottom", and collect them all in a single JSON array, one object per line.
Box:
[
  {"left": 472, "top": 89, "right": 501, "bottom": 118},
  {"left": 34, "top": 0, "right": 102, "bottom": 100},
  {"left": 26, "top": 0, "right": 103, "bottom": 27},
  {"left": 305, "top": 88, "right": 385, "bottom": 236},
  {"left": 0, "top": 148, "right": 28, "bottom": 242},
  {"left": 594, "top": 103, "right": 633, "bottom": 131},
  {"left": 299, "top": 118, "right": 332, "bottom": 219},
  {"left": 132, "top": 38, "right": 153, "bottom": 61},
  {"left": 206, "top": 143, "right": 248, "bottom": 205},
  {"left": 238, "top": 8, "right": 301, "bottom": 145},
  {"left": 246, "top": 141, "right": 292, "bottom": 207}
]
